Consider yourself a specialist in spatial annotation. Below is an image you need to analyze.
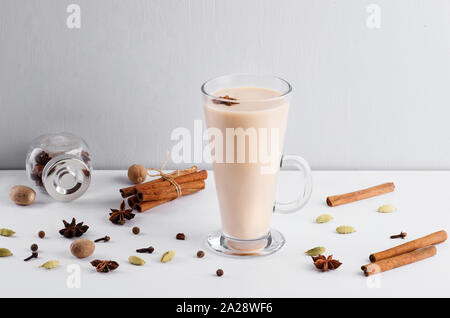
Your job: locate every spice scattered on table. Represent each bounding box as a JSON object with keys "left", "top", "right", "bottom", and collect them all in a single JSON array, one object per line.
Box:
[
  {"left": 90, "top": 260, "right": 119, "bottom": 273},
  {"left": 0, "top": 229, "right": 15, "bottom": 237},
  {"left": 316, "top": 214, "right": 333, "bottom": 224},
  {"left": 30, "top": 244, "right": 38, "bottom": 252},
  {"left": 70, "top": 239, "right": 95, "bottom": 259},
  {"left": 136, "top": 246, "right": 154, "bottom": 253},
  {"left": 197, "top": 250, "right": 205, "bottom": 258},
  {"left": 369, "top": 230, "right": 447, "bottom": 262},
  {"left": 390, "top": 232, "right": 407, "bottom": 239},
  {"left": 336, "top": 225, "right": 356, "bottom": 234},
  {"left": 9, "top": 185, "right": 36, "bottom": 206},
  {"left": 128, "top": 255, "right": 145, "bottom": 266},
  {"left": 377, "top": 204, "right": 396, "bottom": 213},
  {"left": 305, "top": 246, "right": 326, "bottom": 256},
  {"left": 40, "top": 260, "right": 59, "bottom": 269},
  {"left": 176, "top": 233, "right": 186, "bottom": 240},
  {"left": 362, "top": 246, "right": 436, "bottom": 277},
  {"left": 132, "top": 226, "right": 140, "bottom": 235},
  {"left": 312, "top": 255, "right": 342, "bottom": 272},
  {"left": 59, "top": 218, "right": 89, "bottom": 238},
  {"left": 216, "top": 269, "right": 224, "bottom": 277},
  {"left": 38, "top": 231, "right": 45, "bottom": 239},
  {"left": 128, "top": 164, "right": 148, "bottom": 184},
  {"left": 24, "top": 252, "right": 38, "bottom": 261},
  {"left": 94, "top": 236, "right": 110, "bottom": 243},
  {"left": 326, "top": 182, "right": 395, "bottom": 207},
  {"left": 109, "top": 200, "right": 135, "bottom": 225},
  {"left": 161, "top": 250, "right": 175, "bottom": 263},
  {"left": 0, "top": 248, "right": 12, "bottom": 257}
]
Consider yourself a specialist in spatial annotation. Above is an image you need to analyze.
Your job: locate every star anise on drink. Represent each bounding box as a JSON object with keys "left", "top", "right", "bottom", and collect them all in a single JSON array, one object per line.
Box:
[
  {"left": 312, "top": 255, "right": 342, "bottom": 272},
  {"left": 212, "top": 95, "right": 239, "bottom": 106},
  {"left": 109, "top": 200, "right": 135, "bottom": 225},
  {"left": 59, "top": 218, "right": 89, "bottom": 238},
  {"left": 90, "top": 259, "right": 119, "bottom": 273}
]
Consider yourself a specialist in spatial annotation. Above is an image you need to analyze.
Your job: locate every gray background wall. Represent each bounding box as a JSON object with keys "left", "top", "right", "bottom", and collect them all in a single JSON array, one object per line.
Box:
[{"left": 1, "top": 0, "right": 449, "bottom": 170}]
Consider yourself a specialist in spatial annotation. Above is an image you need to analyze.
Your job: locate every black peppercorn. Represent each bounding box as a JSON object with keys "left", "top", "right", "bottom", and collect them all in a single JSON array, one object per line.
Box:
[{"left": 176, "top": 233, "right": 186, "bottom": 240}]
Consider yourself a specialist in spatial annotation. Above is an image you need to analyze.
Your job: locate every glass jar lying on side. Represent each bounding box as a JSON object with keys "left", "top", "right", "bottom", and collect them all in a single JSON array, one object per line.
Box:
[{"left": 25, "top": 132, "right": 92, "bottom": 202}]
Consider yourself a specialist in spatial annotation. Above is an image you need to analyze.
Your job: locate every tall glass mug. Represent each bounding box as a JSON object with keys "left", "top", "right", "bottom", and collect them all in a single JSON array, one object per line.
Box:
[{"left": 202, "top": 74, "right": 312, "bottom": 256}]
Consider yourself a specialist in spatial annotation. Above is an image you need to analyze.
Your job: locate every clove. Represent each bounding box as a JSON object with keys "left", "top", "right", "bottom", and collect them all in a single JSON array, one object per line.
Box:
[
  {"left": 136, "top": 246, "right": 154, "bottom": 254},
  {"left": 390, "top": 232, "right": 407, "bottom": 239},
  {"left": 94, "top": 236, "right": 110, "bottom": 243},
  {"left": 24, "top": 252, "right": 38, "bottom": 261}
]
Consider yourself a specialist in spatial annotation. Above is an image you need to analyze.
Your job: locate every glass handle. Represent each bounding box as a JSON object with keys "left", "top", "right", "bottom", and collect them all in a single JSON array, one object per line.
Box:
[{"left": 274, "top": 154, "right": 313, "bottom": 214}]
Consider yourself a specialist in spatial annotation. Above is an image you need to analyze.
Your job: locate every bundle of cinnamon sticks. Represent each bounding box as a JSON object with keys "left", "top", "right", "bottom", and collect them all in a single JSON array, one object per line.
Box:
[{"left": 120, "top": 166, "right": 207, "bottom": 213}]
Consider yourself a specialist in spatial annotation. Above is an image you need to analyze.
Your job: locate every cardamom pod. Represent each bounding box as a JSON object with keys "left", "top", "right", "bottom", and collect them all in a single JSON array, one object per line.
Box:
[
  {"left": 305, "top": 246, "right": 326, "bottom": 256},
  {"left": 0, "top": 248, "right": 12, "bottom": 257},
  {"left": 40, "top": 260, "right": 59, "bottom": 269},
  {"left": 377, "top": 204, "right": 396, "bottom": 213},
  {"left": 316, "top": 214, "right": 333, "bottom": 223},
  {"left": 336, "top": 225, "right": 356, "bottom": 234},
  {"left": 128, "top": 255, "right": 145, "bottom": 266},
  {"left": 0, "top": 229, "right": 15, "bottom": 237},
  {"left": 161, "top": 250, "right": 175, "bottom": 263}
]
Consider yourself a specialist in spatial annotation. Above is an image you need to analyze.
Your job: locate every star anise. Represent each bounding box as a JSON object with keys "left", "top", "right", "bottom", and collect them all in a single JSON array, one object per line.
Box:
[
  {"left": 212, "top": 95, "right": 239, "bottom": 106},
  {"left": 109, "top": 200, "right": 135, "bottom": 225},
  {"left": 31, "top": 151, "right": 52, "bottom": 186},
  {"left": 90, "top": 259, "right": 119, "bottom": 273},
  {"left": 312, "top": 255, "right": 342, "bottom": 272},
  {"left": 35, "top": 151, "right": 52, "bottom": 166},
  {"left": 59, "top": 218, "right": 89, "bottom": 238},
  {"left": 81, "top": 150, "right": 91, "bottom": 164}
]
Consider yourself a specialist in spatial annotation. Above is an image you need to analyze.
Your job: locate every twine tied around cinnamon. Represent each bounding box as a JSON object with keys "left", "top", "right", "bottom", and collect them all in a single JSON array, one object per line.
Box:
[{"left": 147, "top": 152, "right": 182, "bottom": 199}]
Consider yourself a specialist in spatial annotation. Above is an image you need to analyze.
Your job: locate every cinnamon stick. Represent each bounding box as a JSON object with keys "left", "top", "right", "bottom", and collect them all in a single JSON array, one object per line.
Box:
[
  {"left": 361, "top": 246, "right": 437, "bottom": 277},
  {"left": 137, "top": 181, "right": 205, "bottom": 201},
  {"left": 120, "top": 166, "right": 198, "bottom": 198},
  {"left": 369, "top": 230, "right": 447, "bottom": 262},
  {"left": 326, "top": 182, "right": 395, "bottom": 207},
  {"left": 136, "top": 199, "right": 172, "bottom": 212},
  {"left": 140, "top": 187, "right": 204, "bottom": 202},
  {"left": 120, "top": 187, "right": 138, "bottom": 199},
  {"left": 127, "top": 195, "right": 138, "bottom": 209}
]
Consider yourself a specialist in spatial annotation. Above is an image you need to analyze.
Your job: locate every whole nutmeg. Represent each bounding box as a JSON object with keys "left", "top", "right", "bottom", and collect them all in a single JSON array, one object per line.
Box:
[
  {"left": 9, "top": 185, "right": 36, "bottom": 206},
  {"left": 127, "top": 164, "right": 147, "bottom": 184},
  {"left": 70, "top": 239, "right": 95, "bottom": 259}
]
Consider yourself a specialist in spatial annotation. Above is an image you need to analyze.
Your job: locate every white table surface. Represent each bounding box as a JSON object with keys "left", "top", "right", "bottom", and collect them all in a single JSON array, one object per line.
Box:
[{"left": 0, "top": 170, "right": 449, "bottom": 298}]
